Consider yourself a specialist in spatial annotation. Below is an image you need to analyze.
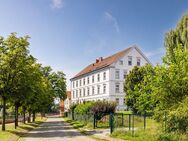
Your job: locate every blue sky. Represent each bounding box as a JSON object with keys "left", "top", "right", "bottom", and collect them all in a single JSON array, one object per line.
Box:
[{"left": 0, "top": 0, "right": 188, "bottom": 88}]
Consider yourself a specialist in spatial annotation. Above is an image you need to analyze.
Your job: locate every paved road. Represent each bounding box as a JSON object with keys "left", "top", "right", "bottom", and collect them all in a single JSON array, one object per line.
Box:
[{"left": 21, "top": 116, "right": 96, "bottom": 141}]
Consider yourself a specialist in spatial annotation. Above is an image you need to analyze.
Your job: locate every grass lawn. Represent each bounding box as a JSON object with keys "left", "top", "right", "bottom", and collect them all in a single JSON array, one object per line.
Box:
[{"left": 0, "top": 117, "right": 47, "bottom": 141}]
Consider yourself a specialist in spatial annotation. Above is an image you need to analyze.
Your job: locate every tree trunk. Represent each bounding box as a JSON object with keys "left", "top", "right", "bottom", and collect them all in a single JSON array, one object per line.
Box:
[
  {"left": 2, "top": 96, "right": 6, "bottom": 131},
  {"left": 28, "top": 112, "right": 31, "bottom": 123},
  {"left": 32, "top": 112, "right": 35, "bottom": 122},
  {"left": 14, "top": 104, "right": 19, "bottom": 129},
  {"left": 23, "top": 107, "right": 26, "bottom": 124}
]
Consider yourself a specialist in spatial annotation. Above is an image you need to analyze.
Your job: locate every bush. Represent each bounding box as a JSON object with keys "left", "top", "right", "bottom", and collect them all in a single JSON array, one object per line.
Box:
[
  {"left": 157, "top": 132, "right": 182, "bottom": 141},
  {"left": 91, "top": 101, "right": 116, "bottom": 120},
  {"left": 167, "top": 97, "right": 188, "bottom": 133},
  {"left": 74, "top": 101, "right": 95, "bottom": 114},
  {"left": 70, "top": 103, "right": 78, "bottom": 112}
]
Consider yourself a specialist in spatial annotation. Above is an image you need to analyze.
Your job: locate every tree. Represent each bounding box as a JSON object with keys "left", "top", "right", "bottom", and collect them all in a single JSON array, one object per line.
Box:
[
  {"left": 49, "top": 71, "right": 67, "bottom": 100},
  {"left": 0, "top": 33, "right": 30, "bottom": 130},
  {"left": 153, "top": 46, "right": 188, "bottom": 118},
  {"left": 124, "top": 65, "right": 155, "bottom": 114},
  {"left": 164, "top": 13, "right": 188, "bottom": 64}
]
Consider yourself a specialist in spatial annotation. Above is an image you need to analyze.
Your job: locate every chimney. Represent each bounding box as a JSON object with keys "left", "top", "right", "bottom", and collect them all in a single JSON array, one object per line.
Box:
[{"left": 96, "top": 57, "right": 103, "bottom": 63}]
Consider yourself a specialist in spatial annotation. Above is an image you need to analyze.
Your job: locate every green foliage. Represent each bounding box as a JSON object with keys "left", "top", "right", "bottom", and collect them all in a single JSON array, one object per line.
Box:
[
  {"left": 167, "top": 96, "right": 188, "bottom": 133},
  {"left": 74, "top": 101, "right": 95, "bottom": 114},
  {"left": 70, "top": 103, "right": 78, "bottom": 112},
  {"left": 124, "top": 65, "right": 155, "bottom": 114},
  {"left": 111, "top": 129, "right": 182, "bottom": 141},
  {"left": 91, "top": 101, "right": 116, "bottom": 120},
  {"left": 0, "top": 33, "right": 67, "bottom": 130},
  {"left": 164, "top": 13, "right": 188, "bottom": 64},
  {"left": 153, "top": 46, "right": 188, "bottom": 118},
  {"left": 157, "top": 132, "right": 182, "bottom": 141}
]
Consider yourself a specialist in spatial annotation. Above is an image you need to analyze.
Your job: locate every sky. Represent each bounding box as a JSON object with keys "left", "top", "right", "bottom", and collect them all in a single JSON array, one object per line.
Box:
[{"left": 0, "top": 0, "right": 188, "bottom": 89}]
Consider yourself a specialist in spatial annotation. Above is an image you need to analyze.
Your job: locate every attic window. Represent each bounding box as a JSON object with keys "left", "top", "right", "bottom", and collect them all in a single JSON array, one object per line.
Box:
[
  {"left": 137, "top": 57, "right": 141, "bottom": 66},
  {"left": 119, "top": 60, "right": 123, "bottom": 65},
  {"left": 128, "top": 56, "right": 132, "bottom": 66}
]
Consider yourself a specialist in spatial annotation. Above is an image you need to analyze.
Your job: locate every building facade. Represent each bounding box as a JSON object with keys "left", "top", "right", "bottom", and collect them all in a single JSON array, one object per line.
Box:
[
  {"left": 70, "top": 46, "right": 151, "bottom": 110},
  {"left": 59, "top": 91, "right": 71, "bottom": 115}
]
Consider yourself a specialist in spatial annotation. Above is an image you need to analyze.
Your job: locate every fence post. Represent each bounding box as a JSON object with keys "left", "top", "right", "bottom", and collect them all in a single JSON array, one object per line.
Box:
[
  {"left": 93, "top": 114, "right": 96, "bottom": 129},
  {"left": 129, "top": 114, "right": 131, "bottom": 131},
  {"left": 110, "top": 113, "right": 114, "bottom": 134},
  {"left": 144, "top": 112, "right": 146, "bottom": 130},
  {"left": 122, "top": 113, "right": 124, "bottom": 126},
  {"left": 72, "top": 111, "right": 74, "bottom": 120},
  {"left": 132, "top": 114, "right": 134, "bottom": 137}
]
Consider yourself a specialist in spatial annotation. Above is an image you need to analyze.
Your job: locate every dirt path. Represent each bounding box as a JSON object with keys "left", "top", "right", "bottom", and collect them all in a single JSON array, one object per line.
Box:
[{"left": 20, "top": 116, "right": 96, "bottom": 141}]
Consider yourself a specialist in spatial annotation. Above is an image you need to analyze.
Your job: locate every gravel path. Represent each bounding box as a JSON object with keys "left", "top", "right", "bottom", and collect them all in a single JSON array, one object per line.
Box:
[{"left": 21, "top": 116, "right": 96, "bottom": 141}]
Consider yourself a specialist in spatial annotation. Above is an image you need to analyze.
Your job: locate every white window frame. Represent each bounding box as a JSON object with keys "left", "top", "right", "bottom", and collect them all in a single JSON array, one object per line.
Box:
[
  {"left": 115, "top": 69, "right": 120, "bottom": 79},
  {"left": 92, "top": 75, "right": 94, "bottom": 83},
  {"left": 97, "top": 85, "right": 100, "bottom": 94},
  {"left": 128, "top": 56, "right": 132, "bottom": 66},
  {"left": 115, "top": 83, "right": 120, "bottom": 93},
  {"left": 103, "top": 72, "right": 106, "bottom": 80},
  {"left": 103, "top": 84, "right": 106, "bottom": 94},
  {"left": 92, "top": 86, "right": 95, "bottom": 95},
  {"left": 119, "top": 60, "right": 123, "bottom": 65},
  {"left": 97, "top": 74, "right": 100, "bottom": 82},
  {"left": 137, "top": 57, "right": 141, "bottom": 66},
  {"left": 123, "top": 70, "right": 128, "bottom": 79}
]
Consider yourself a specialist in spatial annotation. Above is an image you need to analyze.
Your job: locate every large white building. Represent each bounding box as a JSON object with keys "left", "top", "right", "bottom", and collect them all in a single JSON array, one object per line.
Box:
[{"left": 70, "top": 45, "right": 151, "bottom": 110}]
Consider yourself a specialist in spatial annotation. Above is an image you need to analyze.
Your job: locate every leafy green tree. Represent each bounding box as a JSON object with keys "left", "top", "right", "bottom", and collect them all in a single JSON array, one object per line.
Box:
[
  {"left": 153, "top": 46, "right": 188, "bottom": 118},
  {"left": 124, "top": 65, "right": 155, "bottom": 114},
  {"left": 0, "top": 33, "right": 30, "bottom": 130},
  {"left": 164, "top": 13, "right": 188, "bottom": 64}
]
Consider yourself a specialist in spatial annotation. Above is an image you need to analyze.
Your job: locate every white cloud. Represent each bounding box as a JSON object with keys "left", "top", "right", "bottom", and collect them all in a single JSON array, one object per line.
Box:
[
  {"left": 51, "top": 0, "right": 63, "bottom": 9},
  {"left": 104, "top": 11, "right": 120, "bottom": 33}
]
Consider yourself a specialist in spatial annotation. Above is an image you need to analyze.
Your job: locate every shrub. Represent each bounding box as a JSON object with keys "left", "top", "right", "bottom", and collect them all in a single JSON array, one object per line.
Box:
[
  {"left": 70, "top": 103, "right": 78, "bottom": 112},
  {"left": 167, "top": 96, "right": 188, "bottom": 133},
  {"left": 156, "top": 132, "right": 182, "bottom": 141},
  {"left": 91, "top": 101, "right": 116, "bottom": 120},
  {"left": 74, "top": 101, "right": 95, "bottom": 114}
]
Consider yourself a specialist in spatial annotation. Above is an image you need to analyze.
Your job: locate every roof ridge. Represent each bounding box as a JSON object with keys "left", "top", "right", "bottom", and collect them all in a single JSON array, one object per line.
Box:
[{"left": 71, "top": 46, "right": 134, "bottom": 79}]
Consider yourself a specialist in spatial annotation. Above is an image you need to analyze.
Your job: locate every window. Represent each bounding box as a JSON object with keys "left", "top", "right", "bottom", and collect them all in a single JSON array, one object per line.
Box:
[
  {"left": 83, "top": 78, "right": 85, "bottom": 85},
  {"left": 137, "top": 57, "right": 141, "bottom": 66},
  {"left": 87, "top": 77, "right": 90, "bottom": 84},
  {"left": 103, "top": 72, "right": 106, "bottom": 80},
  {"left": 97, "top": 74, "right": 100, "bottom": 82},
  {"left": 73, "top": 81, "right": 75, "bottom": 88},
  {"left": 92, "top": 86, "right": 95, "bottom": 95},
  {"left": 80, "top": 79, "right": 82, "bottom": 86},
  {"left": 115, "top": 83, "right": 120, "bottom": 93},
  {"left": 83, "top": 88, "right": 85, "bottom": 97},
  {"left": 87, "top": 87, "right": 90, "bottom": 95},
  {"left": 123, "top": 70, "right": 128, "bottom": 79},
  {"left": 76, "top": 81, "right": 78, "bottom": 87},
  {"left": 79, "top": 89, "right": 82, "bottom": 97},
  {"left": 92, "top": 75, "right": 94, "bottom": 83},
  {"left": 115, "top": 69, "right": 120, "bottom": 79},
  {"left": 97, "top": 85, "right": 100, "bottom": 94},
  {"left": 103, "top": 84, "right": 106, "bottom": 93},
  {"left": 73, "top": 91, "right": 75, "bottom": 98},
  {"left": 128, "top": 56, "right": 132, "bottom": 66},
  {"left": 76, "top": 90, "right": 78, "bottom": 97},
  {"left": 116, "top": 98, "right": 119, "bottom": 104},
  {"left": 119, "top": 60, "right": 123, "bottom": 65}
]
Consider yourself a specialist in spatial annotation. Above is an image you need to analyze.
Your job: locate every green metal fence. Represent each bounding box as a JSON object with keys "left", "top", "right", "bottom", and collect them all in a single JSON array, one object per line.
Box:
[{"left": 66, "top": 111, "right": 151, "bottom": 135}]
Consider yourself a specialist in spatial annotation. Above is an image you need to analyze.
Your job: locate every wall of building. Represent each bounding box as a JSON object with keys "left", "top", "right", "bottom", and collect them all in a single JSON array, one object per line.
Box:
[
  {"left": 71, "top": 68, "right": 111, "bottom": 103},
  {"left": 108, "top": 47, "right": 149, "bottom": 110}
]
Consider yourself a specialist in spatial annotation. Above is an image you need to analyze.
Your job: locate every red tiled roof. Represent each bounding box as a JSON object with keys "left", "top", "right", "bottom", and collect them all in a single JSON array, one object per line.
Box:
[{"left": 72, "top": 46, "right": 133, "bottom": 79}]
